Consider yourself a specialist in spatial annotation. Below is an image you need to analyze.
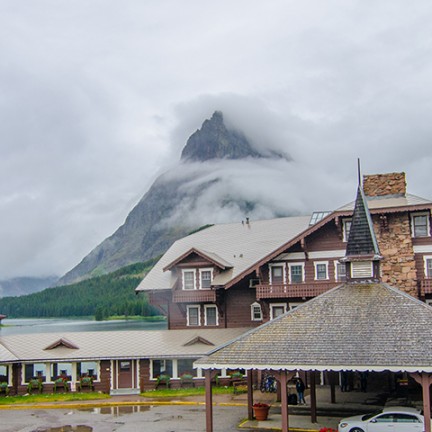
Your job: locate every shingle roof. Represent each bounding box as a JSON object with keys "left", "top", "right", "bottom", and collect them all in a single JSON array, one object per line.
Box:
[
  {"left": 345, "top": 187, "right": 381, "bottom": 258},
  {"left": 195, "top": 283, "right": 432, "bottom": 373},
  {"left": 136, "top": 216, "right": 311, "bottom": 291},
  {"left": 0, "top": 328, "right": 250, "bottom": 363},
  {"left": 336, "top": 193, "right": 432, "bottom": 212}
]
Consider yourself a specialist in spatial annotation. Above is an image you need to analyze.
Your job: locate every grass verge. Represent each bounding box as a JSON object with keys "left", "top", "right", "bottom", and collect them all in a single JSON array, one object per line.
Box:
[
  {"left": 141, "top": 386, "right": 237, "bottom": 398},
  {"left": 0, "top": 392, "right": 110, "bottom": 405}
]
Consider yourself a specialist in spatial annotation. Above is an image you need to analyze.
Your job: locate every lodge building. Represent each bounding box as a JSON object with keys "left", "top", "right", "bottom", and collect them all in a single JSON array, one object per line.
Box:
[{"left": 1, "top": 171, "right": 432, "bottom": 396}]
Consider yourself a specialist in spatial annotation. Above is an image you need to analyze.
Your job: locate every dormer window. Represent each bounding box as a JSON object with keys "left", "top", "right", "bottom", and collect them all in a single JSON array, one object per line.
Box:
[
  {"left": 182, "top": 270, "right": 196, "bottom": 290},
  {"left": 199, "top": 268, "right": 213, "bottom": 289},
  {"left": 411, "top": 213, "right": 430, "bottom": 238}
]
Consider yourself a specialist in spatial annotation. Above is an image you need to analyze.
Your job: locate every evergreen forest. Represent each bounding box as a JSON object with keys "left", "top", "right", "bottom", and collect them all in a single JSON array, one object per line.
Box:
[{"left": 0, "top": 258, "right": 161, "bottom": 320}]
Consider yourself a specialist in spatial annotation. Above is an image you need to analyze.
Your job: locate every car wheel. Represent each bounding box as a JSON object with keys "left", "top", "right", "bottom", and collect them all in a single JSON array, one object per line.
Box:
[{"left": 349, "top": 428, "right": 365, "bottom": 432}]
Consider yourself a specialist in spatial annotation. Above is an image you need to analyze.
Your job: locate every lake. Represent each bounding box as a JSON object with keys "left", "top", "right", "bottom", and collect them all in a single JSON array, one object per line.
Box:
[{"left": 0, "top": 317, "right": 167, "bottom": 336}]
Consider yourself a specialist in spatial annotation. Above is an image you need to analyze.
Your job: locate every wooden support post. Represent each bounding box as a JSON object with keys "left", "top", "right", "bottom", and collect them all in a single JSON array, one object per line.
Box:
[
  {"left": 205, "top": 369, "right": 214, "bottom": 432},
  {"left": 273, "top": 370, "right": 296, "bottom": 432},
  {"left": 330, "top": 372, "right": 336, "bottom": 404},
  {"left": 310, "top": 371, "right": 317, "bottom": 423},
  {"left": 411, "top": 372, "right": 432, "bottom": 432},
  {"left": 247, "top": 372, "right": 254, "bottom": 420}
]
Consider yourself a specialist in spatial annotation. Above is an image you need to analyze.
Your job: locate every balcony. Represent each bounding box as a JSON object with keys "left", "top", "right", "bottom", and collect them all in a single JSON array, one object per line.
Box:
[
  {"left": 256, "top": 282, "right": 339, "bottom": 300},
  {"left": 419, "top": 279, "right": 432, "bottom": 295},
  {"left": 172, "top": 289, "right": 216, "bottom": 303}
]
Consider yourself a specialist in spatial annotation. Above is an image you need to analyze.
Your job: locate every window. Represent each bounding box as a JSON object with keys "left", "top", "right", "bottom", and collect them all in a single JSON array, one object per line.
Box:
[
  {"left": 187, "top": 305, "right": 200, "bottom": 326},
  {"left": 270, "top": 303, "right": 286, "bottom": 320},
  {"left": 251, "top": 302, "right": 262, "bottom": 321},
  {"left": 204, "top": 305, "right": 218, "bottom": 326},
  {"left": 77, "top": 361, "right": 98, "bottom": 379},
  {"left": 182, "top": 270, "right": 196, "bottom": 290},
  {"left": 24, "top": 363, "right": 46, "bottom": 383},
  {"left": 50, "top": 362, "right": 73, "bottom": 381},
  {"left": 199, "top": 268, "right": 212, "bottom": 289},
  {"left": 178, "top": 359, "right": 197, "bottom": 378},
  {"left": 351, "top": 261, "right": 373, "bottom": 278},
  {"left": 411, "top": 213, "right": 430, "bottom": 237},
  {"left": 289, "top": 264, "right": 304, "bottom": 283},
  {"left": 151, "top": 359, "right": 173, "bottom": 379},
  {"left": 335, "top": 261, "right": 346, "bottom": 282},
  {"left": 314, "top": 262, "right": 328, "bottom": 280},
  {"left": 424, "top": 256, "right": 432, "bottom": 278},
  {"left": 288, "top": 302, "right": 303, "bottom": 310},
  {"left": 343, "top": 219, "right": 352, "bottom": 242},
  {"left": 269, "top": 264, "right": 285, "bottom": 284},
  {"left": 0, "top": 365, "right": 9, "bottom": 384}
]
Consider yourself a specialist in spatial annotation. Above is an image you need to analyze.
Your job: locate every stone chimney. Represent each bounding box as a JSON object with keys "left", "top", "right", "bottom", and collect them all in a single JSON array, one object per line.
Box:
[{"left": 363, "top": 172, "right": 406, "bottom": 197}]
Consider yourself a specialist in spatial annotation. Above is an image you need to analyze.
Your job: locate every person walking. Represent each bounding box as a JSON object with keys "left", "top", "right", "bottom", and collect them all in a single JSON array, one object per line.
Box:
[{"left": 296, "top": 378, "right": 306, "bottom": 404}]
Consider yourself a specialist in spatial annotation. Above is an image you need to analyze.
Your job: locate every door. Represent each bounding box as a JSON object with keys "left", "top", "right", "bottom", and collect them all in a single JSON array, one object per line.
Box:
[{"left": 118, "top": 360, "right": 133, "bottom": 388}]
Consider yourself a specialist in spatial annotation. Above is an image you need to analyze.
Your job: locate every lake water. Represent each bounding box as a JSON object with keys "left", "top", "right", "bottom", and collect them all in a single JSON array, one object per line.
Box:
[{"left": 0, "top": 318, "right": 167, "bottom": 336}]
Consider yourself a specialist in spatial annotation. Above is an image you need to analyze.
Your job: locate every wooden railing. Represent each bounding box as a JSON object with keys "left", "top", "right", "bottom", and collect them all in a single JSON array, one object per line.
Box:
[
  {"left": 256, "top": 282, "right": 339, "bottom": 300},
  {"left": 172, "top": 289, "right": 216, "bottom": 303}
]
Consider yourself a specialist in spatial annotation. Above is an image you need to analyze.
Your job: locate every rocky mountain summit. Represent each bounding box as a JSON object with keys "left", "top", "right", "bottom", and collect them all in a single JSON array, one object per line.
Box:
[{"left": 58, "top": 111, "right": 289, "bottom": 285}]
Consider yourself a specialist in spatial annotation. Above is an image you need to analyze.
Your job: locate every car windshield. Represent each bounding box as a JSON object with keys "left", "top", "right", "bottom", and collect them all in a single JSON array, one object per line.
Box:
[{"left": 362, "top": 411, "right": 382, "bottom": 421}]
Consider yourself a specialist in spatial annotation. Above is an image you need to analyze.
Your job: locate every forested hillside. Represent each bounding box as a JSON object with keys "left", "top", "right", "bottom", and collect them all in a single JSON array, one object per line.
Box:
[{"left": 0, "top": 259, "right": 161, "bottom": 320}]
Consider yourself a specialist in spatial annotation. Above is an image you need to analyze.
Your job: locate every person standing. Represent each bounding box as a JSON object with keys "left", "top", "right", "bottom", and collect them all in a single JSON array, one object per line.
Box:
[{"left": 296, "top": 378, "right": 306, "bottom": 404}]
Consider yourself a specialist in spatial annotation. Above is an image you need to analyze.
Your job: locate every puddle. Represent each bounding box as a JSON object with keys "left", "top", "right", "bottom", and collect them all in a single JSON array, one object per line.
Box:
[
  {"left": 78, "top": 405, "right": 150, "bottom": 416},
  {"left": 33, "top": 426, "right": 92, "bottom": 432}
]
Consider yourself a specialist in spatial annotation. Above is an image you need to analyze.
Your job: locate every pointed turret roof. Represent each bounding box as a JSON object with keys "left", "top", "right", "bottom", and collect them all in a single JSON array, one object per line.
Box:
[{"left": 345, "top": 186, "right": 382, "bottom": 260}]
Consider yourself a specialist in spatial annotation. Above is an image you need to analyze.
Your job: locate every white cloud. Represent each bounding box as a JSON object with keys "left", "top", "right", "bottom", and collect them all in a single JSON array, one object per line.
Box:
[{"left": 1, "top": 0, "right": 432, "bottom": 278}]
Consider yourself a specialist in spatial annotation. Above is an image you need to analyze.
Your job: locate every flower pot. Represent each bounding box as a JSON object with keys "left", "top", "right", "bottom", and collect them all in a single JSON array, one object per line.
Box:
[{"left": 253, "top": 404, "right": 270, "bottom": 421}]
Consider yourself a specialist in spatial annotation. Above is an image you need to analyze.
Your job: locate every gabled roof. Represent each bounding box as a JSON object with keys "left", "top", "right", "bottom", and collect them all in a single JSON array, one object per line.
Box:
[
  {"left": 0, "top": 328, "right": 250, "bottom": 362},
  {"left": 44, "top": 337, "right": 79, "bottom": 350},
  {"left": 195, "top": 283, "right": 432, "bottom": 373},
  {"left": 163, "top": 247, "right": 233, "bottom": 272},
  {"left": 136, "top": 216, "right": 311, "bottom": 292}
]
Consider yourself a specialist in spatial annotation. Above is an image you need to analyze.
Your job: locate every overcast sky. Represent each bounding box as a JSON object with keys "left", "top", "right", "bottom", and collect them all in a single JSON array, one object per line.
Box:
[{"left": 1, "top": 0, "right": 432, "bottom": 279}]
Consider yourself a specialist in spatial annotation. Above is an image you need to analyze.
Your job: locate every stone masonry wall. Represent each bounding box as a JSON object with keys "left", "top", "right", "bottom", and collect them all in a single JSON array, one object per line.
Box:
[
  {"left": 363, "top": 172, "right": 406, "bottom": 197},
  {"left": 374, "top": 213, "right": 417, "bottom": 297}
]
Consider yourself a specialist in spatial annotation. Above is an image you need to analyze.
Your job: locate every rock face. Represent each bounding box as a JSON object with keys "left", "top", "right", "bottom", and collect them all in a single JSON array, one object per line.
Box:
[
  {"left": 57, "top": 111, "right": 287, "bottom": 285},
  {"left": 181, "top": 111, "right": 261, "bottom": 161}
]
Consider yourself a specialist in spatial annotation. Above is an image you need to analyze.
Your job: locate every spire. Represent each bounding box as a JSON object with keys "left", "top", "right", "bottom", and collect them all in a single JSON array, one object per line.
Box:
[{"left": 341, "top": 181, "right": 382, "bottom": 283}]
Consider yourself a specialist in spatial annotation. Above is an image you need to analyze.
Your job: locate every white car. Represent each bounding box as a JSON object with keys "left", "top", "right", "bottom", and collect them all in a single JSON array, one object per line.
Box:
[{"left": 338, "top": 406, "right": 424, "bottom": 432}]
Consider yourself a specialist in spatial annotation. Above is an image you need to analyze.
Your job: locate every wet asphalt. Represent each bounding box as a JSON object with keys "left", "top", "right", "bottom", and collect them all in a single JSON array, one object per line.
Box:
[{"left": 0, "top": 404, "right": 248, "bottom": 432}]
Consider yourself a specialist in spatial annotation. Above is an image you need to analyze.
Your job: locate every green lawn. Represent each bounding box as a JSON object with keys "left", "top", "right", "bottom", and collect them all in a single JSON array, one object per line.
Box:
[
  {"left": 141, "top": 386, "right": 238, "bottom": 398},
  {"left": 0, "top": 392, "right": 110, "bottom": 405}
]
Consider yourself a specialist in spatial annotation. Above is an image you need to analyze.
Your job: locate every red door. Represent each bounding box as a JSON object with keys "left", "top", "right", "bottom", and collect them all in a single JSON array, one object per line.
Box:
[{"left": 118, "top": 360, "right": 133, "bottom": 388}]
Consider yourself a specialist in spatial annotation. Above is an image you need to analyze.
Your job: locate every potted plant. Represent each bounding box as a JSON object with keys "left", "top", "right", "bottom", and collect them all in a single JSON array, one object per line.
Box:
[{"left": 252, "top": 402, "right": 270, "bottom": 421}]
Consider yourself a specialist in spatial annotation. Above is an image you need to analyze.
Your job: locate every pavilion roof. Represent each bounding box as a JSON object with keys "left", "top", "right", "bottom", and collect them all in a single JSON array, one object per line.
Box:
[{"left": 195, "top": 283, "right": 432, "bottom": 373}]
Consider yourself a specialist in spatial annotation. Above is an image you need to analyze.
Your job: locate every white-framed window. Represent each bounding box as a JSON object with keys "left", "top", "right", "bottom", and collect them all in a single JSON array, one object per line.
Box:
[
  {"left": 343, "top": 219, "right": 352, "bottom": 242},
  {"left": 187, "top": 305, "right": 200, "bottom": 326},
  {"left": 50, "top": 362, "right": 73, "bottom": 381},
  {"left": 270, "top": 303, "right": 287, "bottom": 320},
  {"left": 0, "top": 364, "right": 11, "bottom": 386},
  {"left": 250, "top": 302, "right": 262, "bottom": 321},
  {"left": 411, "top": 212, "right": 430, "bottom": 238},
  {"left": 78, "top": 361, "right": 98, "bottom": 380},
  {"left": 204, "top": 305, "right": 218, "bottom": 326},
  {"left": 314, "top": 261, "right": 329, "bottom": 280},
  {"left": 426, "top": 299, "right": 432, "bottom": 307},
  {"left": 351, "top": 261, "right": 373, "bottom": 278},
  {"left": 424, "top": 256, "right": 432, "bottom": 278},
  {"left": 150, "top": 359, "right": 173, "bottom": 380},
  {"left": 288, "top": 263, "right": 304, "bottom": 283},
  {"left": 334, "top": 261, "right": 346, "bottom": 282},
  {"left": 269, "top": 264, "right": 285, "bottom": 284},
  {"left": 182, "top": 269, "right": 196, "bottom": 290},
  {"left": 24, "top": 363, "right": 47, "bottom": 383},
  {"left": 199, "top": 268, "right": 213, "bottom": 289}
]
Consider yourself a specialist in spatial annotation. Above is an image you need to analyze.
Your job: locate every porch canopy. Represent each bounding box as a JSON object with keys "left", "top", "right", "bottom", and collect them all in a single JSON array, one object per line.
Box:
[{"left": 195, "top": 282, "right": 432, "bottom": 432}]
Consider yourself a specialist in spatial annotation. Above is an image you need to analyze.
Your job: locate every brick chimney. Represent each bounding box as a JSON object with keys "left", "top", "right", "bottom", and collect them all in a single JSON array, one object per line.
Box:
[{"left": 363, "top": 172, "right": 406, "bottom": 197}]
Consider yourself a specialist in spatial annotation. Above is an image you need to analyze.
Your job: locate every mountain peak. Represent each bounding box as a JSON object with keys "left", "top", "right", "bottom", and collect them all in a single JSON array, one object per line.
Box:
[{"left": 180, "top": 111, "right": 261, "bottom": 162}]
